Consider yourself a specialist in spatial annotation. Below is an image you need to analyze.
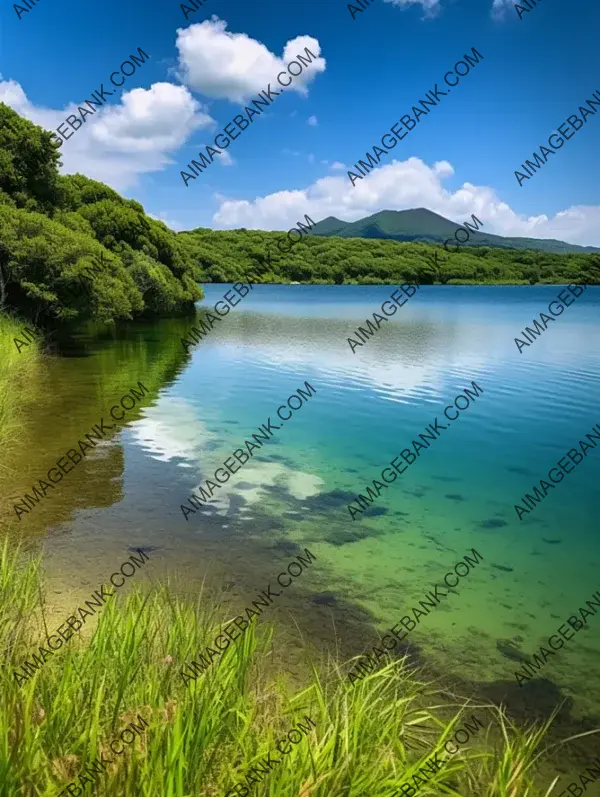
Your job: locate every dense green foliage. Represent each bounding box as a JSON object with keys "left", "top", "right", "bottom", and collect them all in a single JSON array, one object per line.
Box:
[
  {"left": 308, "top": 209, "right": 600, "bottom": 255},
  {"left": 178, "top": 227, "right": 600, "bottom": 286},
  {"left": 1, "top": 103, "right": 598, "bottom": 310},
  {"left": 0, "top": 104, "right": 203, "bottom": 328}
]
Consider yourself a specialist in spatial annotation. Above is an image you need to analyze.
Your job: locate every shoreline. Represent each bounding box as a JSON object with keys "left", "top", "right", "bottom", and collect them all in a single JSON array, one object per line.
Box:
[{"left": 2, "top": 538, "right": 598, "bottom": 795}]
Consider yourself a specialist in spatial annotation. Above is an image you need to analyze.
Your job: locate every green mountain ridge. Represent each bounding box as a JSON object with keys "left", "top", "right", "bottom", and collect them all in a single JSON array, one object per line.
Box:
[
  {"left": 1, "top": 104, "right": 598, "bottom": 311},
  {"left": 309, "top": 208, "right": 600, "bottom": 254}
]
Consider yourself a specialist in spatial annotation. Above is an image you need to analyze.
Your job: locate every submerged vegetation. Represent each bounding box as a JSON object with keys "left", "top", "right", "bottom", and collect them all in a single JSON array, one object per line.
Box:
[
  {"left": 1, "top": 537, "right": 596, "bottom": 796},
  {"left": 2, "top": 89, "right": 599, "bottom": 797}
]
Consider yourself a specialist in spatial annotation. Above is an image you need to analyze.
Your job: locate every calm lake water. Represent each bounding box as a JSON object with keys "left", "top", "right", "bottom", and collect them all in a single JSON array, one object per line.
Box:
[{"left": 4, "top": 285, "right": 600, "bottom": 730}]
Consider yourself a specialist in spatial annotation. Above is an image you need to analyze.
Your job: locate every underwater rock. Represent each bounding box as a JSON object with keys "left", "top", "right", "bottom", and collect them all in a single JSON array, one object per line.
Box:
[
  {"left": 363, "top": 506, "right": 388, "bottom": 517},
  {"left": 507, "top": 466, "right": 532, "bottom": 476},
  {"left": 304, "top": 489, "right": 358, "bottom": 512},
  {"left": 328, "top": 528, "right": 371, "bottom": 546},
  {"left": 497, "top": 639, "right": 530, "bottom": 664},
  {"left": 479, "top": 518, "right": 507, "bottom": 529},
  {"left": 271, "top": 540, "right": 303, "bottom": 556},
  {"left": 127, "top": 545, "right": 158, "bottom": 553},
  {"left": 311, "top": 592, "right": 337, "bottom": 606}
]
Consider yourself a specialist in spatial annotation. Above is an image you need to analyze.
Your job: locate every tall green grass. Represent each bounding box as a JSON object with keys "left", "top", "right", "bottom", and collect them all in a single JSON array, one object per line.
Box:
[
  {"left": 0, "top": 539, "right": 596, "bottom": 797},
  {"left": 0, "top": 313, "right": 41, "bottom": 471}
]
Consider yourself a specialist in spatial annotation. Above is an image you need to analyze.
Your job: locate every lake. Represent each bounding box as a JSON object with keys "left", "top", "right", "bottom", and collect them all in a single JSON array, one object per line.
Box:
[{"left": 4, "top": 284, "right": 600, "bottom": 730}]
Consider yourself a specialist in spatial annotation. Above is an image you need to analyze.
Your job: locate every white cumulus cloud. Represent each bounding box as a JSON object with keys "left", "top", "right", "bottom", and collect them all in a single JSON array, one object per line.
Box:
[
  {"left": 491, "top": 0, "right": 515, "bottom": 17},
  {"left": 216, "top": 150, "right": 235, "bottom": 167},
  {"left": 148, "top": 211, "right": 187, "bottom": 231},
  {"left": 383, "top": 0, "right": 442, "bottom": 17},
  {"left": 0, "top": 79, "right": 215, "bottom": 191},
  {"left": 175, "top": 17, "right": 326, "bottom": 103},
  {"left": 211, "top": 156, "right": 600, "bottom": 247},
  {"left": 383, "top": 0, "right": 519, "bottom": 19}
]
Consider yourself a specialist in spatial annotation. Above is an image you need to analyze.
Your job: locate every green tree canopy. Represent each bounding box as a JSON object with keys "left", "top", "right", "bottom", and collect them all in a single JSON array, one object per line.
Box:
[
  {"left": 0, "top": 104, "right": 204, "bottom": 328},
  {"left": 177, "top": 227, "right": 600, "bottom": 287}
]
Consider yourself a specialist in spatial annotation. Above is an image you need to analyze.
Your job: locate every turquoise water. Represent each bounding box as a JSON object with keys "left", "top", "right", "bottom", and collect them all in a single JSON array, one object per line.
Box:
[{"left": 9, "top": 285, "right": 600, "bottom": 727}]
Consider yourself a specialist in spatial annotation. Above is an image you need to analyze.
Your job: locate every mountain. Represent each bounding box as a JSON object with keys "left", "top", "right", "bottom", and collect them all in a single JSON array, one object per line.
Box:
[{"left": 308, "top": 209, "right": 600, "bottom": 255}]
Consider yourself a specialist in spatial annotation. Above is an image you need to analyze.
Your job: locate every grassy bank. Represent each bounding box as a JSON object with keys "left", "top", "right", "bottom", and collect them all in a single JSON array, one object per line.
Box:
[
  {"left": 1, "top": 539, "right": 594, "bottom": 797},
  {"left": 0, "top": 314, "right": 42, "bottom": 470}
]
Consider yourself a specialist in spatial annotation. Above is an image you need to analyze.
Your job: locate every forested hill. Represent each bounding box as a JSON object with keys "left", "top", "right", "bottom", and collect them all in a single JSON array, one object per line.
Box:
[
  {"left": 1, "top": 104, "right": 598, "bottom": 318},
  {"left": 0, "top": 105, "right": 204, "bottom": 329},
  {"left": 308, "top": 209, "right": 600, "bottom": 255},
  {"left": 177, "top": 227, "right": 600, "bottom": 286}
]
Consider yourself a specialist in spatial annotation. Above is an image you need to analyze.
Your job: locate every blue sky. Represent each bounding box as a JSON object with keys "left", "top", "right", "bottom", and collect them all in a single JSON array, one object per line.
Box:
[{"left": 1, "top": 0, "right": 599, "bottom": 246}]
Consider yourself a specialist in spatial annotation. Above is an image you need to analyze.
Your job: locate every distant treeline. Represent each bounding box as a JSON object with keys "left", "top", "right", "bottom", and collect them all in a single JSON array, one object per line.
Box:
[
  {"left": 1, "top": 102, "right": 598, "bottom": 336},
  {"left": 178, "top": 227, "right": 600, "bottom": 286}
]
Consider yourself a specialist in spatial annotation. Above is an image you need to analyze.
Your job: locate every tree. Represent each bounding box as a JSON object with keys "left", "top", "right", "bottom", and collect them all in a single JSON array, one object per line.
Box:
[
  {"left": 0, "top": 105, "right": 204, "bottom": 327},
  {"left": 0, "top": 103, "right": 61, "bottom": 213}
]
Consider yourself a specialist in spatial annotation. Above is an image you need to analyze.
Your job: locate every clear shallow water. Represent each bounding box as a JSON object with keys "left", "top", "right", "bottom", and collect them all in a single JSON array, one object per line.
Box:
[{"left": 4, "top": 285, "right": 600, "bottom": 726}]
